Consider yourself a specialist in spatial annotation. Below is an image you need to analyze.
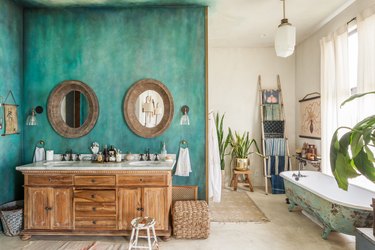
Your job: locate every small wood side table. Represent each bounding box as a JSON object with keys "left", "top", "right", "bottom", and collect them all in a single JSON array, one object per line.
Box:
[{"left": 230, "top": 169, "right": 254, "bottom": 192}]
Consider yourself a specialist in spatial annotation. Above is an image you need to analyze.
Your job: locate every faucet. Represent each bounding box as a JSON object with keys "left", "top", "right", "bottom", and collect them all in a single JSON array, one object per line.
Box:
[
  {"left": 146, "top": 148, "right": 151, "bottom": 161},
  {"left": 293, "top": 158, "right": 307, "bottom": 181},
  {"left": 66, "top": 149, "right": 73, "bottom": 161}
]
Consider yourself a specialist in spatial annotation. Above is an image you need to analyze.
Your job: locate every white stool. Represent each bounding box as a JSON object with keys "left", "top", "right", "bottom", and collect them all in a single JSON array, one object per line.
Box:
[{"left": 128, "top": 217, "right": 158, "bottom": 250}]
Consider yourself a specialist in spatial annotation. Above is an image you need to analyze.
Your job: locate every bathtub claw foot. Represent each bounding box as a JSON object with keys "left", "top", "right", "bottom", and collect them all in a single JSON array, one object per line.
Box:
[
  {"left": 322, "top": 227, "right": 331, "bottom": 240},
  {"left": 288, "top": 201, "right": 296, "bottom": 212}
]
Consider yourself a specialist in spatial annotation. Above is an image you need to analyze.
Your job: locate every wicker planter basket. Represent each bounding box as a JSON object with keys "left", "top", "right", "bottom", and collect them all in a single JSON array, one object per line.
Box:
[
  {"left": 0, "top": 200, "right": 23, "bottom": 236},
  {"left": 172, "top": 200, "right": 210, "bottom": 239}
]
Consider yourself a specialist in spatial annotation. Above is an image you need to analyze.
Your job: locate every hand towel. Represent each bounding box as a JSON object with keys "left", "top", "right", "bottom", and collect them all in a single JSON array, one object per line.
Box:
[
  {"left": 175, "top": 147, "right": 192, "bottom": 177},
  {"left": 208, "top": 112, "right": 222, "bottom": 203},
  {"left": 33, "top": 147, "right": 45, "bottom": 162}
]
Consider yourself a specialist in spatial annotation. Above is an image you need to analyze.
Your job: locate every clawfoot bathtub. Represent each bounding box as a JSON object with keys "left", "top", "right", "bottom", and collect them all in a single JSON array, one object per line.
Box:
[{"left": 280, "top": 171, "right": 374, "bottom": 239}]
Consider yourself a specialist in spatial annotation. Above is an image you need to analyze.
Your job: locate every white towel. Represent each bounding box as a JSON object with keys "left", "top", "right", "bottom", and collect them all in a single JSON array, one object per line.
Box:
[
  {"left": 33, "top": 147, "right": 45, "bottom": 162},
  {"left": 208, "top": 112, "right": 222, "bottom": 203},
  {"left": 175, "top": 147, "right": 192, "bottom": 177}
]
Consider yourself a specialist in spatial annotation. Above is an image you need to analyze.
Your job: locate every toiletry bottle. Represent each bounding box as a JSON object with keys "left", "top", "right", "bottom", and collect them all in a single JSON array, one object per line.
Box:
[
  {"left": 116, "top": 149, "right": 122, "bottom": 162},
  {"left": 103, "top": 145, "right": 108, "bottom": 162},
  {"left": 161, "top": 142, "right": 167, "bottom": 160}
]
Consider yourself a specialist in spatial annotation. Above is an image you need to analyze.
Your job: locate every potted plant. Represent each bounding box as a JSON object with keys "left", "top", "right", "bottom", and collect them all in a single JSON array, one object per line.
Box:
[
  {"left": 330, "top": 91, "right": 375, "bottom": 235},
  {"left": 228, "top": 128, "right": 261, "bottom": 171}
]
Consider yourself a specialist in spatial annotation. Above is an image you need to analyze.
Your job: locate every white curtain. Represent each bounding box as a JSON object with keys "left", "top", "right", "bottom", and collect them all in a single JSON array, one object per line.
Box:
[
  {"left": 320, "top": 27, "right": 351, "bottom": 175},
  {"left": 357, "top": 7, "right": 375, "bottom": 119}
]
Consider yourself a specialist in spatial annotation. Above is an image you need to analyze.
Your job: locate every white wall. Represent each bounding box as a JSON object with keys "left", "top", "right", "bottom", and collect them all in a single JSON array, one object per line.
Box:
[
  {"left": 295, "top": 0, "right": 375, "bottom": 168},
  {"left": 208, "top": 48, "right": 295, "bottom": 187}
]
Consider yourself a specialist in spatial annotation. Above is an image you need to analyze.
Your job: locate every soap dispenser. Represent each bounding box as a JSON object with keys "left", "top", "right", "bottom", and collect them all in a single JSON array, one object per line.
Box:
[{"left": 160, "top": 142, "right": 167, "bottom": 160}]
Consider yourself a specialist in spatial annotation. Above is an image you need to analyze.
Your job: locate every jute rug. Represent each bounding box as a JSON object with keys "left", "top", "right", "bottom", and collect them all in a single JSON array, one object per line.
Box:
[
  {"left": 209, "top": 188, "right": 269, "bottom": 223},
  {"left": 22, "top": 240, "right": 128, "bottom": 250}
]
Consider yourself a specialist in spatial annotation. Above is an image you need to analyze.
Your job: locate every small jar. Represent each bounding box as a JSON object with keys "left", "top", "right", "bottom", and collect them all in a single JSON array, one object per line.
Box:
[{"left": 97, "top": 152, "right": 103, "bottom": 163}]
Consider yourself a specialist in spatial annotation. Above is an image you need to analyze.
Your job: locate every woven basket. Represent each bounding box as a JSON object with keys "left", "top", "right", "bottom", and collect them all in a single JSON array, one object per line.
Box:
[
  {"left": 0, "top": 200, "right": 24, "bottom": 236},
  {"left": 172, "top": 200, "right": 210, "bottom": 239}
]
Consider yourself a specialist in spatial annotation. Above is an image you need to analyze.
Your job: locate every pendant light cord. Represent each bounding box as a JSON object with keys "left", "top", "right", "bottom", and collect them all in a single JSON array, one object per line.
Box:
[{"left": 282, "top": 0, "right": 285, "bottom": 19}]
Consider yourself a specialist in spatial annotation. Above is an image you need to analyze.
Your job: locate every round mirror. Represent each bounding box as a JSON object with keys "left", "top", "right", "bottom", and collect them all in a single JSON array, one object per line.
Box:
[
  {"left": 124, "top": 79, "right": 173, "bottom": 138},
  {"left": 48, "top": 80, "right": 99, "bottom": 138},
  {"left": 60, "top": 90, "right": 89, "bottom": 128}
]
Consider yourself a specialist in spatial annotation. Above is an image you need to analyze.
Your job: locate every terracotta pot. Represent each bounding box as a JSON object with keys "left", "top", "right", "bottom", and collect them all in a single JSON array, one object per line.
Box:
[{"left": 235, "top": 158, "right": 248, "bottom": 171}]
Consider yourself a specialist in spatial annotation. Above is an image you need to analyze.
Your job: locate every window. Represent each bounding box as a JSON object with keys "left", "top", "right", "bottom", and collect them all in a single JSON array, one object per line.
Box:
[{"left": 348, "top": 23, "right": 358, "bottom": 96}]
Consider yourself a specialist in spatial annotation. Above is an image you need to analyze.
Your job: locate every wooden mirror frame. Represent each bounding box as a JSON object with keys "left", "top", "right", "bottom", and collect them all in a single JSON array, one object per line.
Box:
[
  {"left": 124, "top": 79, "right": 174, "bottom": 138},
  {"left": 47, "top": 80, "right": 99, "bottom": 138}
]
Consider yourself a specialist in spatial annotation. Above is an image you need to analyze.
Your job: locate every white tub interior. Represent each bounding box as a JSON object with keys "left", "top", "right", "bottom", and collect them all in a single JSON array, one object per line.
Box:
[{"left": 280, "top": 171, "right": 375, "bottom": 211}]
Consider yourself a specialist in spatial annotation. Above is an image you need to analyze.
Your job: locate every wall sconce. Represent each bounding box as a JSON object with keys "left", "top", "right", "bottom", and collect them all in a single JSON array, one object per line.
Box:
[
  {"left": 26, "top": 106, "right": 43, "bottom": 126},
  {"left": 180, "top": 105, "right": 190, "bottom": 126}
]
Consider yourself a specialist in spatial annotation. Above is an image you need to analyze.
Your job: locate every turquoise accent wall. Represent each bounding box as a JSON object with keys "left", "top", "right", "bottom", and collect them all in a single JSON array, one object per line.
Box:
[
  {"left": 0, "top": 0, "right": 23, "bottom": 205},
  {"left": 23, "top": 7, "right": 207, "bottom": 198}
]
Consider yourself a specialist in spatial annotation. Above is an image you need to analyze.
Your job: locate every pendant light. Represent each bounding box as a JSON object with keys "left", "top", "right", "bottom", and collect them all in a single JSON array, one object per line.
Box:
[{"left": 275, "top": 0, "right": 296, "bottom": 57}]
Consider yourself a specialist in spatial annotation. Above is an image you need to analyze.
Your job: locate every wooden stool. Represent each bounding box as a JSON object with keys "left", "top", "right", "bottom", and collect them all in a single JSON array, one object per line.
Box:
[
  {"left": 230, "top": 169, "right": 254, "bottom": 192},
  {"left": 128, "top": 217, "right": 158, "bottom": 250}
]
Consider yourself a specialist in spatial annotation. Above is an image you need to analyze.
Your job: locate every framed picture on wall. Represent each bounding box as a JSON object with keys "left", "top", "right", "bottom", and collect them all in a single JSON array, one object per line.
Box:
[
  {"left": 299, "top": 92, "right": 321, "bottom": 140},
  {"left": 1, "top": 90, "right": 20, "bottom": 136}
]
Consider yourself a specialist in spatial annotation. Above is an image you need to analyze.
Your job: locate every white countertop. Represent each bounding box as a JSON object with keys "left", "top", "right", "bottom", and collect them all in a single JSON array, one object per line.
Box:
[{"left": 16, "top": 160, "right": 176, "bottom": 171}]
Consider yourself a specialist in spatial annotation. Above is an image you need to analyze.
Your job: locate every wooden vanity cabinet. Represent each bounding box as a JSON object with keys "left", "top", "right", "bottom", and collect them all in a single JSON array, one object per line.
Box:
[{"left": 20, "top": 170, "right": 172, "bottom": 240}]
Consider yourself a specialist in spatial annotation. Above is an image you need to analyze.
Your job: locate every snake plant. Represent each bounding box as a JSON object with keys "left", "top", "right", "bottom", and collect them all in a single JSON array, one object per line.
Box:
[
  {"left": 228, "top": 128, "right": 261, "bottom": 160},
  {"left": 330, "top": 91, "right": 375, "bottom": 190},
  {"left": 214, "top": 113, "right": 230, "bottom": 170}
]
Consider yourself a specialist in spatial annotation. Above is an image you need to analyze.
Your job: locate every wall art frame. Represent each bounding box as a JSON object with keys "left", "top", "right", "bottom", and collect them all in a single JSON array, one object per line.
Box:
[
  {"left": 299, "top": 92, "right": 321, "bottom": 140},
  {"left": 1, "top": 90, "right": 20, "bottom": 136}
]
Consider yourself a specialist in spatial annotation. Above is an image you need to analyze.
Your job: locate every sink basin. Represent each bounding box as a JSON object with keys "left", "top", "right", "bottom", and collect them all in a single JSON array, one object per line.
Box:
[
  {"left": 43, "top": 161, "right": 73, "bottom": 166},
  {"left": 128, "top": 161, "right": 165, "bottom": 166}
]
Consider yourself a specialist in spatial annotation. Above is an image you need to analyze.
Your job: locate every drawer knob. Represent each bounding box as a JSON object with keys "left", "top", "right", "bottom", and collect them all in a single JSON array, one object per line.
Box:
[
  {"left": 139, "top": 178, "right": 143, "bottom": 182},
  {"left": 91, "top": 179, "right": 96, "bottom": 183},
  {"left": 91, "top": 194, "right": 96, "bottom": 198},
  {"left": 92, "top": 220, "right": 96, "bottom": 225},
  {"left": 92, "top": 207, "right": 96, "bottom": 211}
]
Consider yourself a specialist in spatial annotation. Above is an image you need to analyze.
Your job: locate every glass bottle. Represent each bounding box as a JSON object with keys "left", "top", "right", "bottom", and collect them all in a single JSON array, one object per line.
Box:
[{"left": 160, "top": 142, "right": 167, "bottom": 160}]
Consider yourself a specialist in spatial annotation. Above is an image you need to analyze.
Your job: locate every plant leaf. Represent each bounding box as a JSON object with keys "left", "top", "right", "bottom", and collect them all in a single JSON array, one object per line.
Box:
[
  {"left": 353, "top": 150, "right": 375, "bottom": 182},
  {"left": 340, "top": 91, "right": 375, "bottom": 108},
  {"left": 350, "top": 131, "right": 364, "bottom": 158},
  {"left": 333, "top": 153, "right": 360, "bottom": 190}
]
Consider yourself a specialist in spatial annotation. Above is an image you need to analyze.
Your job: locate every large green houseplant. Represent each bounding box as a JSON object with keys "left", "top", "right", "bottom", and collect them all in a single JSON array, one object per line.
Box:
[
  {"left": 330, "top": 91, "right": 375, "bottom": 234},
  {"left": 228, "top": 128, "right": 261, "bottom": 171}
]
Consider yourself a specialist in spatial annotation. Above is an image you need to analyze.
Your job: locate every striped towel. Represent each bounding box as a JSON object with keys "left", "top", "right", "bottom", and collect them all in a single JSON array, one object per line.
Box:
[
  {"left": 265, "top": 138, "right": 286, "bottom": 156},
  {"left": 266, "top": 156, "right": 289, "bottom": 175}
]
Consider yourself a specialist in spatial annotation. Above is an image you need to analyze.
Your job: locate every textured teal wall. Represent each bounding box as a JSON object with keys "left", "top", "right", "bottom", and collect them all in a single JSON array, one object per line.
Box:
[
  {"left": 0, "top": 0, "right": 23, "bottom": 205},
  {"left": 23, "top": 7, "right": 207, "bottom": 198}
]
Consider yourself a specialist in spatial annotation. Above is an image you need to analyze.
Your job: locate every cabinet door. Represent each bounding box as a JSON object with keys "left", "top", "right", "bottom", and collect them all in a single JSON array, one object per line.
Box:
[
  {"left": 118, "top": 188, "right": 142, "bottom": 230},
  {"left": 143, "top": 187, "right": 167, "bottom": 230},
  {"left": 26, "top": 187, "right": 51, "bottom": 229},
  {"left": 52, "top": 188, "right": 72, "bottom": 229}
]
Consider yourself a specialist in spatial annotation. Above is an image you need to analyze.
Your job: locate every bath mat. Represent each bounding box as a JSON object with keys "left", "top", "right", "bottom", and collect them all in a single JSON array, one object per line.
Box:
[
  {"left": 22, "top": 240, "right": 128, "bottom": 250},
  {"left": 209, "top": 188, "right": 269, "bottom": 223}
]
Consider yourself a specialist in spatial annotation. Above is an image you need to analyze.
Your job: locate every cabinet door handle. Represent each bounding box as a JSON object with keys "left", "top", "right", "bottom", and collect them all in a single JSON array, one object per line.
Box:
[
  {"left": 136, "top": 208, "right": 141, "bottom": 211},
  {"left": 91, "top": 179, "right": 96, "bottom": 183},
  {"left": 45, "top": 207, "right": 52, "bottom": 211},
  {"left": 91, "top": 194, "right": 96, "bottom": 199},
  {"left": 92, "top": 220, "right": 96, "bottom": 225},
  {"left": 141, "top": 208, "right": 144, "bottom": 212},
  {"left": 139, "top": 178, "right": 143, "bottom": 182}
]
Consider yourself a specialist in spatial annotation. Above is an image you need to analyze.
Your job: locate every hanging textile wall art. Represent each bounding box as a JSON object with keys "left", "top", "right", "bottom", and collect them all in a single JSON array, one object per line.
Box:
[
  {"left": 299, "top": 92, "right": 321, "bottom": 139},
  {"left": 1, "top": 90, "right": 20, "bottom": 136}
]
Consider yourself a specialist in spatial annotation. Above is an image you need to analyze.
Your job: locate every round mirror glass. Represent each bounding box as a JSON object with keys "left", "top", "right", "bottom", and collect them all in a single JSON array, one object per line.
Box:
[
  {"left": 60, "top": 90, "right": 89, "bottom": 128},
  {"left": 135, "top": 90, "right": 164, "bottom": 128}
]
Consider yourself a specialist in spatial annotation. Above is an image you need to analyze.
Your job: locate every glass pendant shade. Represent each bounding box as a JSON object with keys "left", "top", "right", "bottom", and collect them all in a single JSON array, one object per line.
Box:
[
  {"left": 26, "top": 108, "right": 37, "bottom": 126},
  {"left": 180, "top": 113, "right": 190, "bottom": 125},
  {"left": 143, "top": 102, "right": 154, "bottom": 113},
  {"left": 275, "top": 23, "right": 296, "bottom": 57}
]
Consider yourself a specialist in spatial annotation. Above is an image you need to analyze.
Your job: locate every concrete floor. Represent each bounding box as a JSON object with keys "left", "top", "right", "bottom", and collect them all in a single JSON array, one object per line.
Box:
[{"left": 0, "top": 187, "right": 355, "bottom": 250}]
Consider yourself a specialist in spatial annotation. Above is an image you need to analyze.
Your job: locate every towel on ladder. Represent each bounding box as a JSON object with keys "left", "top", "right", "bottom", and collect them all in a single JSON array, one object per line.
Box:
[
  {"left": 265, "top": 138, "right": 286, "bottom": 156},
  {"left": 175, "top": 147, "right": 192, "bottom": 177},
  {"left": 266, "top": 156, "right": 288, "bottom": 194}
]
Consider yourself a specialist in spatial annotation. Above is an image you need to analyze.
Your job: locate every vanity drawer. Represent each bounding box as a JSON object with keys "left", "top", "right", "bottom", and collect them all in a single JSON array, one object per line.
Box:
[
  {"left": 74, "top": 175, "right": 115, "bottom": 186},
  {"left": 74, "top": 190, "right": 116, "bottom": 202},
  {"left": 75, "top": 203, "right": 116, "bottom": 217},
  {"left": 75, "top": 217, "right": 116, "bottom": 229},
  {"left": 117, "top": 174, "right": 168, "bottom": 186},
  {"left": 26, "top": 175, "right": 73, "bottom": 186}
]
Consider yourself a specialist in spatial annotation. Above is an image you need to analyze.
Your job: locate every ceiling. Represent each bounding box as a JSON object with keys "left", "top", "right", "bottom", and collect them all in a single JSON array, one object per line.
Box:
[{"left": 15, "top": 0, "right": 355, "bottom": 48}]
